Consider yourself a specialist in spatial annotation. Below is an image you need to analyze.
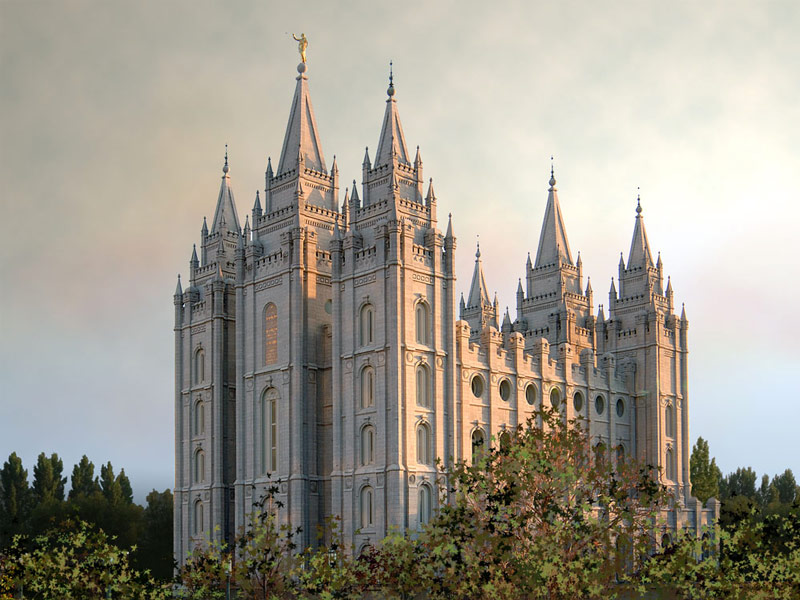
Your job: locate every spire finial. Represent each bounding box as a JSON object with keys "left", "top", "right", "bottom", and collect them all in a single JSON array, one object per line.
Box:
[
  {"left": 636, "top": 187, "right": 642, "bottom": 215},
  {"left": 548, "top": 157, "right": 556, "bottom": 190},
  {"left": 223, "top": 144, "right": 229, "bottom": 174},
  {"left": 476, "top": 235, "right": 481, "bottom": 259},
  {"left": 387, "top": 60, "right": 395, "bottom": 97}
]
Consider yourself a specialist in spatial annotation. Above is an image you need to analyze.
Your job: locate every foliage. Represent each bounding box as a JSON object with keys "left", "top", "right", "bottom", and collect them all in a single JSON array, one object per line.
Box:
[
  {"left": 5, "top": 520, "right": 171, "bottom": 599},
  {"left": 0, "top": 453, "right": 31, "bottom": 546},
  {"left": 68, "top": 455, "right": 101, "bottom": 500},
  {"left": 30, "top": 453, "right": 66, "bottom": 505},
  {"left": 690, "top": 437, "right": 721, "bottom": 504},
  {"left": 134, "top": 489, "right": 175, "bottom": 581}
]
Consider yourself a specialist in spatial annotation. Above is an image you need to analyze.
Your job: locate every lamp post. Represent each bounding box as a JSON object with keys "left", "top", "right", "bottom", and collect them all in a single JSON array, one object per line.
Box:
[{"left": 225, "top": 557, "right": 231, "bottom": 600}]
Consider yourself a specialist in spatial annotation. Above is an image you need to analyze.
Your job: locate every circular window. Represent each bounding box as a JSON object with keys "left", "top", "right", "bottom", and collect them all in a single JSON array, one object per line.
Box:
[
  {"left": 573, "top": 392, "right": 584, "bottom": 412},
  {"left": 595, "top": 396, "right": 605, "bottom": 415},
  {"left": 471, "top": 375, "right": 484, "bottom": 398},
  {"left": 324, "top": 299, "right": 332, "bottom": 314},
  {"left": 550, "top": 388, "right": 561, "bottom": 409},
  {"left": 499, "top": 379, "right": 511, "bottom": 401},
  {"left": 525, "top": 384, "right": 536, "bottom": 406},
  {"left": 616, "top": 399, "right": 625, "bottom": 418}
]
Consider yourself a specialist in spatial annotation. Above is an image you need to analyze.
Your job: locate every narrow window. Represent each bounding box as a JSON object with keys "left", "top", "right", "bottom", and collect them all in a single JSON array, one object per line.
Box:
[
  {"left": 471, "top": 429, "right": 485, "bottom": 463},
  {"left": 416, "top": 365, "right": 430, "bottom": 408},
  {"left": 361, "top": 367, "right": 375, "bottom": 409},
  {"left": 525, "top": 384, "right": 536, "bottom": 406},
  {"left": 417, "top": 423, "right": 431, "bottom": 465},
  {"left": 415, "top": 302, "right": 429, "bottom": 345},
  {"left": 360, "top": 304, "right": 374, "bottom": 346},
  {"left": 419, "top": 484, "right": 432, "bottom": 525},
  {"left": 573, "top": 392, "right": 584, "bottom": 413},
  {"left": 665, "top": 448, "right": 675, "bottom": 480},
  {"left": 361, "top": 426, "right": 374, "bottom": 466},
  {"left": 616, "top": 398, "right": 625, "bottom": 418},
  {"left": 194, "top": 449, "right": 205, "bottom": 483},
  {"left": 499, "top": 379, "right": 511, "bottom": 402},
  {"left": 595, "top": 395, "right": 605, "bottom": 416},
  {"left": 264, "top": 303, "right": 278, "bottom": 365},
  {"left": 194, "top": 500, "right": 204, "bottom": 535},
  {"left": 360, "top": 486, "right": 373, "bottom": 528},
  {"left": 665, "top": 405, "right": 674, "bottom": 437},
  {"left": 261, "top": 388, "right": 279, "bottom": 473},
  {"left": 194, "top": 400, "right": 205, "bottom": 436},
  {"left": 194, "top": 348, "right": 205, "bottom": 384}
]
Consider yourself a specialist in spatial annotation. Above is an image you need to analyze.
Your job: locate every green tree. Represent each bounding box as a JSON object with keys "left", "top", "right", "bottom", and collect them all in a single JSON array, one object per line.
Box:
[
  {"left": 118, "top": 468, "right": 134, "bottom": 504},
  {"left": 0, "top": 452, "right": 31, "bottom": 545},
  {"left": 771, "top": 469, "right": 797, "bottom": 505},
  {"left": 100, "top": 461, "right": 124, "bottom": 505},
  {"left": 757, "top": 473, "right": 778, "bottom": 508},
  {"left": 68, "top": 455, "right": 100, "bottom": 499},
  {"left": 720, "top": 466, "right": 757, "bottom": 500},
  {"left": 135, "top": 489, "right": 174, "bottom": 581},
  {"left": 31, "top": 452, "right": 66, "bottom": 505},
  {"left": 690, "top": 436, "right": 721, "bottom": 503}
]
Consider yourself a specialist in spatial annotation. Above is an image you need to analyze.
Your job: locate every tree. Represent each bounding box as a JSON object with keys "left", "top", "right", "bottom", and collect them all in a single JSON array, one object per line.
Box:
[
  {"left": 367, "top": 409, "right": 671, "bottom": 599},
  {"left": 0, "top": 452, "right": 31, "bottom": 544},
  {"left": 771, "top": 469, "right": 797, "bottom": 506},
  {"left": 118, "top": 468, "right": 134, "bottom": 504},
  {"left": 135, "top": 489, "right": 174, "bottom": 581},
  {"left": 100, "top": 461, "right": 124, "bottom": 505},
  {"left": 31, "top": 452, "right": 66, "bottom": 505},
  {"left": 720, "top": 466, "right": 757, "bottom": 500},
  {"left": 69, "top": 455, "right": 100, "bottom": 499},
  {"left": 690, "top": 437, "right": 721, "bottom": 504}
]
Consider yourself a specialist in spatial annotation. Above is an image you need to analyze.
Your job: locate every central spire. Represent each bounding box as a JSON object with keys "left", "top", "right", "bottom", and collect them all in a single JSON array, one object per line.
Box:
[
  {"left": 277, "top": 63, "right": 327, "bottom": 175},
  {"left": 466, "top": 241, "right": 491, "bottom": 309},
  {"left": 374, "top": 62, "right": 410, "bottom": 168},
  {"left": 211, "top": 146, "right": 240, "bottom": 234},
  {"left": 534, "top": 165, "right": 573, "bottom": 268},
  {"left": 627, "top": 192, "right": 654, "bottom": 268}
]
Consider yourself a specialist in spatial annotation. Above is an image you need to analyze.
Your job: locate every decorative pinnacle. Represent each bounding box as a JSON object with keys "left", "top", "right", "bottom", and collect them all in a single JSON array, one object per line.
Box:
[
  {"left": 476, "top": 236, "right": 481, "bottom": 259},
  {"left": 548, "top": 157, "right": 556, "bottom": 190},
  {"left": 636, "top": 187, "right": 642, "bottom": 214},
  {"left": 223, "top": 144, "right": 229, "bottom": 174}
]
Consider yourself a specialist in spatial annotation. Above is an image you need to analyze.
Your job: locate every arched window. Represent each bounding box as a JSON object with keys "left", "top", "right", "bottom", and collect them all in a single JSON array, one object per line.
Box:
[
  {"left": 361, "top": 367, "right": 374, "bottom": 409},
  {"left": 573, "top": 391, "right": 584, "bottom": 413},
  {"left": 194, "top": 449, "right": 205, "bottom": 484},
  {"left": 550, "top": 388, "right": 561, "bottom": 409},
  {"left": 194, "top": 348, "right": 205, "bottom": 384},
  {"left": 666, "top": 448, "right": 675, "bottom": 481},
  {"left": 360, "top": 486, "right": 373, "bottom": 528},
  {"left": 360, "top": 304, "right": 374, "bottom": 346},
  {"left": 416, "top": 365, "right": 430, "bottom": 408},
  {"left": 665, "top": 405, "right": 674, "bottom": 437},
  {"left": 499, "top": 379, "right": 511, "bottom": 402},
  {"left": 415, "top": 302, "right": 429, "bottom": 345},
  {"left": 471, "top": 375, "right": 484, "bottom": 398},
  {"left": 595, "top": 395, "right": 605, "bottom": 416},
  {"left": 471, "top": 428, "right": 485, "bottom": 463},
  {"left": 418, "top": 484, "right": 432, "bottom": 525},
  {"left": 499, "top": 430, "right": 512, "bottom": 452},
  {"left": 194, "top": 400, "right": 205, "bottom": 436},
  {"left": 264, "top": 303, "right": 278, "bottom": 365},
  {"left": 417, "top": 423, "right": 431, "bottom": 465},
  {"left": 193, "top": 499, "right": 204, "bottom": 535},
  {"left": 361, "top": 425, "right": 375, "bottom": 466},
  {"left": 261, "top": 388, "right": 279, "bottom": 474},
  {"left": 525, "top": 384, "right": 536, "bottom": 406}
]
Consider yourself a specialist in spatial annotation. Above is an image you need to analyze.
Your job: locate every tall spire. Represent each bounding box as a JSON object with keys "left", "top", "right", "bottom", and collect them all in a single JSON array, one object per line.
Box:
[
  {"left": 627, "top": 192, "right": 654, "bottom": 268},
  {"left": 466, "top": 241, "right": 491, "bottom": 309},
  {"left": 277, "top": 63, "right": 327, "bottom": 175},
  {"left": 211, "top": 146, "right": 241, "bottom": 234},
  {"left": 373, "top": 62, "right": 410, "bottom": 168},
  {"left": 534, "top": 164, "right": 573, "bottom": 268}
]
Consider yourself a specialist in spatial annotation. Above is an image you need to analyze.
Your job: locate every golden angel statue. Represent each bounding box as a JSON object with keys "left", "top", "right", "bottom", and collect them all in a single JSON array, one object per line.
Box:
[{"left": 292, "top": 33, "right": 308, "bottom": 64}]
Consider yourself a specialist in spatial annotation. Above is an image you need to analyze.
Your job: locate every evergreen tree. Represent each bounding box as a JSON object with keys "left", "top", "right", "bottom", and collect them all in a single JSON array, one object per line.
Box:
[
  {"left": 0, "top": 453, "right": 31, "bottom": 543},
  {"left": 757, "top": 473, "right": 777, "bottom": 507},
  {"left": 31, "top": 453, "right": 66, "bottom": 505},
  {"left": 771, "top": 469, "right": 797, "bottom": 505},
  {"left": 690, "top": 437, "right": 721, "bottom": 503},
  {"left": 117, "top": 469, "right": 134, "bottom": 505},
  {"left": 100, "top": 462, "right": 123, "bottom": 505},
  {"left": 135, "top": 489, "right": 174, "bottom": 581},
  {"left": 720, "top": 466, "right": 758, "bottom": 500},
  {"left": 69, "top": 455, "right": 100, "bottom": 499}
]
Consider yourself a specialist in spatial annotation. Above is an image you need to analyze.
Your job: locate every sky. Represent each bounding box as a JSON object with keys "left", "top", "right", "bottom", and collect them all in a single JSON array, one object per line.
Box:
[{"left": 1, "top": 1, "right": 798, "bottom": 503}]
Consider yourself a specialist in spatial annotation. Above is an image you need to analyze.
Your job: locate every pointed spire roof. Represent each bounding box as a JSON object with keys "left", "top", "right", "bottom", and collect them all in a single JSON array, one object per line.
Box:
[
  {"left": 253, "top": 190, "right": 262, "bottom": 213},
  {"left": 202, "top": 216, "right": 208, "bottom": 236},
  {"left": 534, "top": 166, "right": 573, "bottom": 268},
  {"left": 175, "top": 274, "right": 182, "bottom": 296},
  {"left": 445, "top": 212, "right": 453, "bottom": 238},
  {"left": 277, "top": 65, "right": 327, "bottom": 175},
  {"left": 190, "top": 244, "right": 198, "bottom": 265},
  {"left": 517, "top": 278, "right": 524, "bottom": 295},
  {"left": 211, "top": 148, "right": 241, "bottom": 234},
  {"left": 374, "top": 64, "right": 410, "bottom": 168},
  {"left": 467, "top": 241, "right": 491, "bottom": 308},
  {"left": 425, "top": 178, "right": 436, "bottom": 203},
  {"left": 627, "top": 194, "right": 654, "bottom": 268}
]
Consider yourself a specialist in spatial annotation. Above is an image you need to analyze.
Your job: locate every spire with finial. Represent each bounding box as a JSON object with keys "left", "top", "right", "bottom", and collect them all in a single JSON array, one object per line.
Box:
[
  {"left": 466, "top": 238, "right": 491, "bottom": 309},
  {"left": 211, "top": 147, "right": 240, "bottom": 234},
  {"left": 586, "top": 276, "right": 593, "bottom": 295},
  {"left": 535, "top": 160, "right": 573, "bottom": 268},
  {"left": 610, "top": 277, "right": 617, "bottom": 301},
  {"left": 350, "top": 179, "right": 360, "bottom": 209},
  {"left": 680, "top": 303, "right": 687, "bottom": 322},
  {"left": 425, "top": 178, "right": 436, "bottom": 206},
  {"left": 445, "top": 212, "right": 453, "bottom": 239},
  {"left": 627, "top": 189, "right": 654, "bottom": 268},
  {"left": 223, "top": 144, "right": 229, "bottom": 173},
  {"left": 175, "top": 274, "right": 182, "bottom": 296},
  {"left": 414, "top": 145, "right": 422, "bottom": 167},
  {"left": 374, "top": 61, "right": 410, "bottom": 168},
  {"left": 190, "top": 244, "right": 199, "bottom": 267},
  {"left": 517, "top": 278, "right": 524, "bottom": 297},
  {"left": 243, "top": 215, "right": 250, "bottom": 242},
  {"left": 202, "top": 216, "right": 208, "bottom": 237}
]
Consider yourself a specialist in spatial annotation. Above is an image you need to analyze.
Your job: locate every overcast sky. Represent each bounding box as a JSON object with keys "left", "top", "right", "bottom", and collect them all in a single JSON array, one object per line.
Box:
[{"left": 1, "top": 1, "right": 798, "bottom": 502}]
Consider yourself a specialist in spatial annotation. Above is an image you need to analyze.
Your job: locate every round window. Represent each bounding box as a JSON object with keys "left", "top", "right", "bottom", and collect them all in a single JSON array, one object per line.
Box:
[
  {"left": 573, "top": 392, "right": 584, "bottom": 412},
  {"left": 324, "top": 299, "right": 332, "bottom": 314},
  {"left": 525, "top": 384, "right": 536, "bottom": 406},
  {"left": 550, "top": 388, "right": 561, "bottom": 409},
  {"left": 471, "top": 375, "right": 484, "bottom": 398},
  {"left": 499, "top": 379, "right": 511, "bottom": 401},
  {"left": 595, "top": 396, "right": 605, "bottom": 415},
  {"left": 616, "top": 398, "right": 625, "bottom": 418}
]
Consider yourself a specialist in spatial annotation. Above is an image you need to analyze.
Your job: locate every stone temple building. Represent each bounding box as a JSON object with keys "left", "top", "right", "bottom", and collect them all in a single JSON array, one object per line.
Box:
[{"left": 172, "top": 60, "right": 718, "bottom": 562}]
